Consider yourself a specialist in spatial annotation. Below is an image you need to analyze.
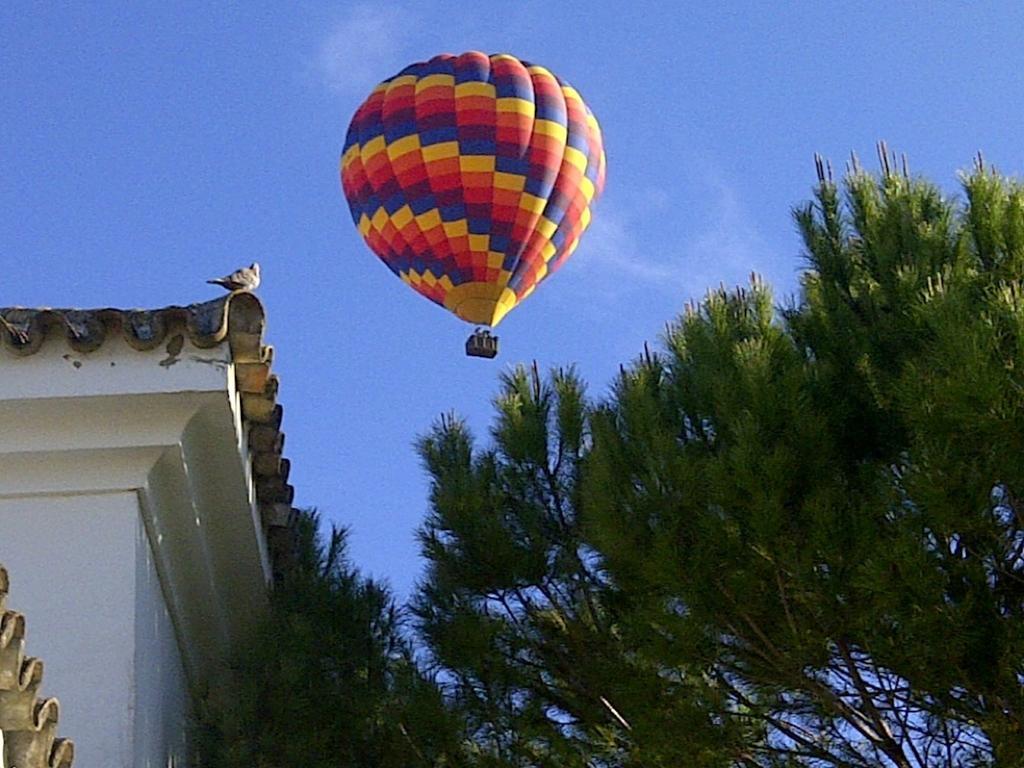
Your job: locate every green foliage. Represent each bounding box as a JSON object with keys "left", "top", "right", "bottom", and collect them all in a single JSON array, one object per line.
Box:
[
  {"left": 415, "top": 367, "right": 749, "bottom": 767},
  {"left": 195, "top": 158, "right": 1024, "bottom": 767},
  {"left": 193, "top": 510, "right": 462, "bottom": 768},
  {"left": 416, "top": 158, "right": 1024, "bottom": 767}
]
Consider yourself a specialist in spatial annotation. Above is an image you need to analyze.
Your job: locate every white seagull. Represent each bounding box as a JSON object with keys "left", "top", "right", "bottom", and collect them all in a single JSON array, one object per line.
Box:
[{"left": 208, "top": 262, "right": 261, "bottom": 292}]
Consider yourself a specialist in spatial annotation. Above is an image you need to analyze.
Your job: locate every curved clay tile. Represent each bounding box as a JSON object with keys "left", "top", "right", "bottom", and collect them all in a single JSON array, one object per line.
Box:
[
  {"left": 0, "top": 293, "right": 299, "bottom": 581},
  {"left": 0, "top": 565, "right": 74, "bottom": 767},
  {"left": 0, "top": 292, "right": 263, "bottom": 356}
]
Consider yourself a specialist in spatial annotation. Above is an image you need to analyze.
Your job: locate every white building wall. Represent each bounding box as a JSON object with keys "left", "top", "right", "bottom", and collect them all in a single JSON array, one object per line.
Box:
[
  {"left": 0, "top": 322, "right": 274, "bottom": 766},
  {"left": 0, "top": 492, "right": 137, "bottom": 764},
  {"left": 0, "top": 491, "right": 189, "bottom": 767},
  {"left": 134, "top": 512, "right": 189, "bottom": 768}
]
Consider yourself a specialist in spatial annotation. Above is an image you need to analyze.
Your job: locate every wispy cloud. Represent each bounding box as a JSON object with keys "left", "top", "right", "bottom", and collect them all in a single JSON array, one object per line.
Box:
[
  {"left": 577, "top": 202, "right": 675, "bottom": 285},
  {"left": 678, "top": 173, "right": 773, "bottom": 294},
  {"left": 316, "top": 4, "right": 414, "bottom": 94},
  {"left": 566, "top": 174, "right": 773, "bottom": 303}
]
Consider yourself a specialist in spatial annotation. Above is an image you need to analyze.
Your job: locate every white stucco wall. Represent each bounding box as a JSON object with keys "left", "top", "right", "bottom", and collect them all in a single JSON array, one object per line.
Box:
[
  {"left": 0, "top": 491, "right": 187, "bottom": 766},
  {"left": 134, "top": 506, "right": 190, "bottom": 768},
  {"left": 0, "top": 331, "right": 271, "bottom": 766}
]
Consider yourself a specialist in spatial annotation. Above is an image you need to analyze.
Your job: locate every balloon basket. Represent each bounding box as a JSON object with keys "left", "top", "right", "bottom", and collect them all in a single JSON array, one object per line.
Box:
[{"left": 466, "top": 329, "right": 499, "bottom": 359}]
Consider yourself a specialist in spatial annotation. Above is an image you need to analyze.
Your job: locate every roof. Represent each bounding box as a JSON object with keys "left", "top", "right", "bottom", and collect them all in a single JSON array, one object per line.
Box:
[
  {"left": 0, "top": 293, "right": 298, "bottom": 580},
  {"left": 0, "top": 564, "right": 75, "bottom": 767}
]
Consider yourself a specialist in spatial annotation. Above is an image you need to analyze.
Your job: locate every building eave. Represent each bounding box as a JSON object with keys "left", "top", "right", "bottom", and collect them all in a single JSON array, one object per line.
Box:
[{"left": 0, "top": 293, "right": 298, "bottom": 581}]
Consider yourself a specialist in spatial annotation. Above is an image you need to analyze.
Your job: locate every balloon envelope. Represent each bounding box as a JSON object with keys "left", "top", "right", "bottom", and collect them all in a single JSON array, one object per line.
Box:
[{"left": 341, "top": 52, "right": 606, "bottom": 327}]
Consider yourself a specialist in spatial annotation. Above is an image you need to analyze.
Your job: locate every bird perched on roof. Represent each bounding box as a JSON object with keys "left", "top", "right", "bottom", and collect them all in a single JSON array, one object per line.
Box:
[{"left": 208, "top": 262, "right": 261, "bottom": 292}]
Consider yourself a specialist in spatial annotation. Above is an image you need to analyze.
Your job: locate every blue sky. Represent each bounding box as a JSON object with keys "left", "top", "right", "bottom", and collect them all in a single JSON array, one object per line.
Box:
[{"left": 3, "top": 2, "right": 1024, "bottom": 598}]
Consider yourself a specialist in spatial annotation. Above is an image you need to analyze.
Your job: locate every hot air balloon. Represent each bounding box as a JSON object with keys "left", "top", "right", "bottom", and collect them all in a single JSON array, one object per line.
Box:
[{"left": 340, "top": 52, "right": 606, "bottom": 357}]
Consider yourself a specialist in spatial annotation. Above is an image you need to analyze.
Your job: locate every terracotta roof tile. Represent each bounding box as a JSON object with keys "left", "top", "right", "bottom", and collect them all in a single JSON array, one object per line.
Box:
[
  {"left": 0, "top": 565, "right": 75, "bottom": 767},
  {"left": 0, "top": 293, "right": 299, "bottom": 580}
]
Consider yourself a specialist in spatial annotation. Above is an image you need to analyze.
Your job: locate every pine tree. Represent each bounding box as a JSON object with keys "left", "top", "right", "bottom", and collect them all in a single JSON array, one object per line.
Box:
[
  {"left": 416, "top": 155, "right": 1024, "bottom": 767},
  {"left": 415, "top": 368, "right": 754, "bottom": 767},
  {"left": 194, "top": 510, "right": 463, "bottom": 768}
]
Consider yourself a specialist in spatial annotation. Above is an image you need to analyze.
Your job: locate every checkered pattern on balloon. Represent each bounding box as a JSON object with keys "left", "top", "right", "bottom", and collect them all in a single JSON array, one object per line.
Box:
[{"left": 341, "top": 52, "right": 606, "bottom": 346}]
